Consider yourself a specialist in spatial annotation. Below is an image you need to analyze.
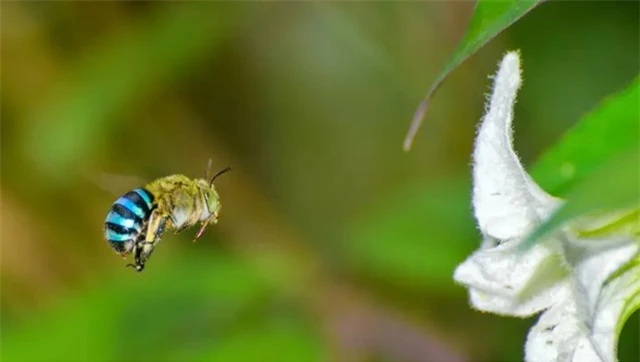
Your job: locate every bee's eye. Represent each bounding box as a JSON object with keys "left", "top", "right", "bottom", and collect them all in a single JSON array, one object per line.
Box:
[{"left": 203, "top": 193, "right": 212, "bottom": 212}]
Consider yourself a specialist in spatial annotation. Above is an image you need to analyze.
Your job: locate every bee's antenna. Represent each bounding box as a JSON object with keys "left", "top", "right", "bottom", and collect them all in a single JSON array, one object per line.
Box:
[
  {"left": 210, "top": 166, "right": 231, "bottom": 185},
  {"left": 205, "top": 159, "right": 213, "bottom": 180}
]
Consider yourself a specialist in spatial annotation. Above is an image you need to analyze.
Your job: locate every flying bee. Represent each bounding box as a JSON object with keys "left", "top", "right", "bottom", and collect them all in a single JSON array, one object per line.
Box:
[{"left": 103, "top": 160, "right": 231, "bottom": 272}]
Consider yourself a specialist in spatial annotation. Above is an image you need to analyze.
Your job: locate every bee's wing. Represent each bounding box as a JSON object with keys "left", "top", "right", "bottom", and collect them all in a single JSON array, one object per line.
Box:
[{"left": 86, "top": 170, "right": 148, "bottom": 197}]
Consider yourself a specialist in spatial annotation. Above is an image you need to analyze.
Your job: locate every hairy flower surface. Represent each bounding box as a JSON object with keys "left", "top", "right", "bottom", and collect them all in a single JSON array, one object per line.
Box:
[{"left": 454, "top": 51, "right": 639, "bottom": 362}]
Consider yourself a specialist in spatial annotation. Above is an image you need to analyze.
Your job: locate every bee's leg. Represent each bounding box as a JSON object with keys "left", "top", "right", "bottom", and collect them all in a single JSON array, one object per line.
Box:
[
  {"left": 193, "top": 214, "right": 217, "bottom": 242},
  {"left": 138, "top": 241, "right": 155, "bottom": 268},
  {"left": 127, "top": 211, "right": 168, "bottom": 271},
  {"left": 193, "top": 220, "right": 209, "bottom": 242},
  {"left": 145, "top": 210, "right": 169, "bottom": 243},
  {"left": 126, "top": 242, "right": 145, "bottom": 272},
  {"left": 126, "top": 239, "right": 157, "bottom": 272},
  {"left": 173, "top": 224, "right": 189, "bottom": 235}
]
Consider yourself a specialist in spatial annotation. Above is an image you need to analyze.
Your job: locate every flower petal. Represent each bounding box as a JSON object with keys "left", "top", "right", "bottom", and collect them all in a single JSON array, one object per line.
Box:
[
  {"left": 454, "top": 241, "right": 569, "bottom": 316},
  {"left": 567, "top": 239, "right": 639, "bottom": 322},
  {"left": 525, "top": 240, "right": 639, "bottom": 362},
  {"left": 588, "top": 256, "right": 640, "bottom": 359},
  {"left": 525, "top": 299, "right": 584, "bottom": 362},
  {"left": 472, "top": 51, "right": 560, "bottom": 243}
]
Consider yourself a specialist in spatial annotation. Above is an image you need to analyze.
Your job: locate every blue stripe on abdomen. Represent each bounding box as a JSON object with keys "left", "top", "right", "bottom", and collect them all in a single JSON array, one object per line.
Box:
[
  {"left": 106, "top": 210, "right": 140, "bottom": 231},
  {"left": 105, "top": 229, "right": 134, "bottom": 242},
  {"left": 105, "top": 188, "right": 153, "bottom": 253},
  {"left": 115, "top": 197, "right": 146, "bottom": 219},
  {"left": 134, "top": 188, "right": 154, "bottom": 209}
]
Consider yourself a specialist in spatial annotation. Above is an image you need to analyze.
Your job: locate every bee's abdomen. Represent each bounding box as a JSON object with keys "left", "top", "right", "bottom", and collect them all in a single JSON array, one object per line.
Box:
[{"left": 104, "top": 188, "right": 155, "bottom": 254}]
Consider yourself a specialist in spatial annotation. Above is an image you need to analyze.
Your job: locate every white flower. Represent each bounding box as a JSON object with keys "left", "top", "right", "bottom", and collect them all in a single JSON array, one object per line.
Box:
[{"left": 453, "top": 51, "right": 640, "bottom": 362}]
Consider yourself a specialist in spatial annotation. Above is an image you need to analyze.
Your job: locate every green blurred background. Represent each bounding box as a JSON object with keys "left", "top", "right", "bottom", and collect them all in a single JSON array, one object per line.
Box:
[{"left": 1, "top": 2, "right": 638, "bottom": 361}]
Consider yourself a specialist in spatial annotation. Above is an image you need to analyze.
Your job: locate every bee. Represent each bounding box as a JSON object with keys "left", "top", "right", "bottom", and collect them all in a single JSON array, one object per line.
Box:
[{"left": 104, "top": 160, "right": 231, "bottom": 272}]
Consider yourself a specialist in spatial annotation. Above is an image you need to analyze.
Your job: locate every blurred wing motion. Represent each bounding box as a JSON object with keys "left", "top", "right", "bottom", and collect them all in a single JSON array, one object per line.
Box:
[{"left": 85, "top": 169, "right": 149, "bottom": 197}]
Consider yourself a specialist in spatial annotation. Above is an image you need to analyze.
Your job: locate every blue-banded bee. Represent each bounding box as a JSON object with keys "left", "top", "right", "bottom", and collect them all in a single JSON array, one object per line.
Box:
[{"left": 104, "top": 161, "right": 231, "bottom": 272}]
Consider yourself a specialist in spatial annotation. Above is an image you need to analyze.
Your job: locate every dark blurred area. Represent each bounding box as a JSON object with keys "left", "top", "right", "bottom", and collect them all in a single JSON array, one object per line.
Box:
[{"left": 1, "top": 2, "right": 638, "bottom": 361}]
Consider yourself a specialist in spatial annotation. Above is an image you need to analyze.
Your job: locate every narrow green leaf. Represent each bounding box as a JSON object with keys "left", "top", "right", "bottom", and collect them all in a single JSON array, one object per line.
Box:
[
  {"left": 404, "top": 0, "right": 544, "bottom": 151},
  {"left": 518, "top": 77, "right": 640, "bottom": 248},
  {"left": 521, "top": 147, "right": 639, "bottom": 249},
  {"left": 531, "top": 77, "right": 640, "bottom": 195}
]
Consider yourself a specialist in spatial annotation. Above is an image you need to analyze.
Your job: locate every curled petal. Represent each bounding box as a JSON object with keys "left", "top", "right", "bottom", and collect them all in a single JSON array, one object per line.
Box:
[
  {"left": 567, "top": 239, "right": 639, "bottom": 321},
  {"left": 472, "top": 51, "right": 560, "bottom": 243},
  {"left": 525, "top": 242, "right": 639, "bottom": 362},
  {"left": 585, "top": 256, "right": 640, "bottom": 360},
  {"left": 525, "top": 299, "right": 584, "bottom": 362},
  {"left": 454, "top": 241, "right": 569, "bottom": 316}
]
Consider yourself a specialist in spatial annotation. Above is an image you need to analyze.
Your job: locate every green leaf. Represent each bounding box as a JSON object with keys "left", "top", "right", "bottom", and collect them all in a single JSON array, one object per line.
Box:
[
  {"left": 519, "top": 77, "right": 639, "bottom": 249},
  {"left": 531, "top": 77, "right": 640, "bottom": 195},
  {"left": 24, "top": 3, "right": 239, "bottom": 180},
  {"left": 521, "top": 147, "right": 639, "bottom": 249},
  {"left": 403, "top": 0, "right": 544, "bottom": 151}
]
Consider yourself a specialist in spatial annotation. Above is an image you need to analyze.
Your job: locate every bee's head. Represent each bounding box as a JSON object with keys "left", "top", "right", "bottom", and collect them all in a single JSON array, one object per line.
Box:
[
  {"left": 198, "top": 182, "right": 221, "bottom": 220},
  {"left": 199, "top": 163, "right": 231, "bottom": 221}
]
